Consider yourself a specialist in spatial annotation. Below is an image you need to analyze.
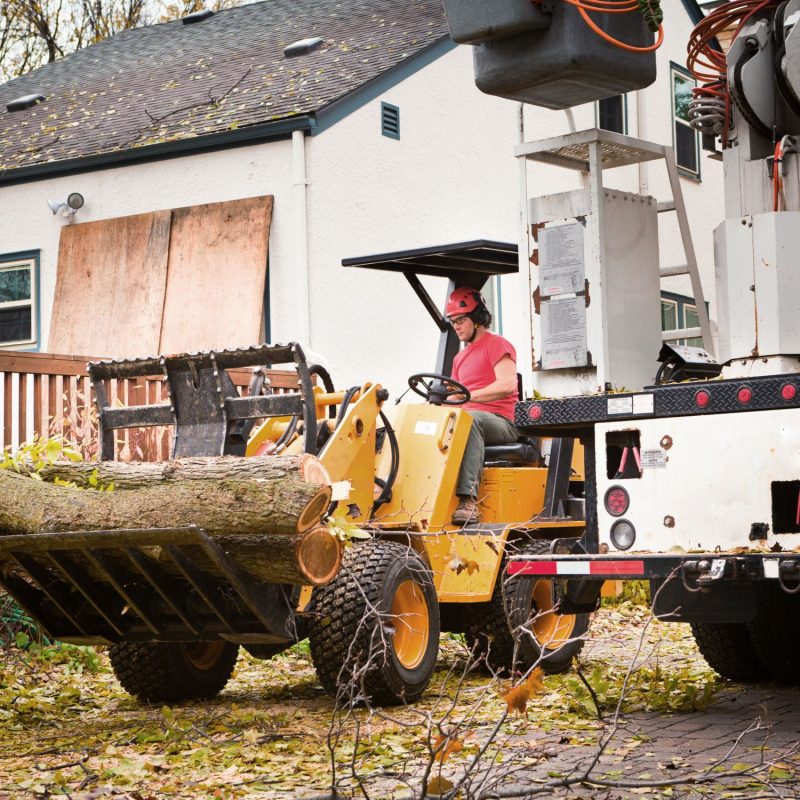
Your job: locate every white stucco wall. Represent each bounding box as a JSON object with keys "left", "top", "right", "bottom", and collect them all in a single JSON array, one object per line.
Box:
[
  {"left": 0, "top": 139, "right": 296, "bottom": 355},
  {"left": 0, "top": 0, "right": 724, "bottom": 402}
]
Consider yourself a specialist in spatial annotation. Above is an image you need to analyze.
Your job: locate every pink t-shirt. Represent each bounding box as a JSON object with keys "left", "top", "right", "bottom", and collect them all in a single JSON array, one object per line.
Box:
[{"left": 452, "top": 332, "right": 517, "bottom": 421}]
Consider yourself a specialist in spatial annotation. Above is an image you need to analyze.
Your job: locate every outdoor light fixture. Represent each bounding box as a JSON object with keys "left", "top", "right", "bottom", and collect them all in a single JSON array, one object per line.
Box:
[{"left": 47, "top": 193, "right": 85, "bottom": 217}]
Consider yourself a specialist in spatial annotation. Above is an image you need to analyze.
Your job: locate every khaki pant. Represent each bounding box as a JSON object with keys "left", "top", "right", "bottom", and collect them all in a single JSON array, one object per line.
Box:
[{"left": 456, "top": 410, "right": 518, "bottom": 498}]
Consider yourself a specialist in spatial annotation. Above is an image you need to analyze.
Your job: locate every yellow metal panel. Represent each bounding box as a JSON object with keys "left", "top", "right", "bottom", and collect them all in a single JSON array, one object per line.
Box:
[
  {"left": 478, "top": 467, "right": 548, "bottom": 524},
  {"left": 571, "top": 439, "right": 585, "bottom": 481},
  {"left": 373, "top": 405, "right": 473, "bottom": 530},
  {"left": 424, "top": 530, "right": 506, "bottom": 601},
  {"left": 318, "top": 384, "right": 384, "bottom": 524},
  {"left": 601, "top": 580, "right": 623, "bottom": 598}
]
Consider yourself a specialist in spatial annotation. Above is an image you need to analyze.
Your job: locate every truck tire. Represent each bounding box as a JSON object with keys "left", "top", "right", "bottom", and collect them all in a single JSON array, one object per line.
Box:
[
  {"left": 307, "top": 540, "right": 440, "bottom": 706},
  {"left": 465, "top": 539, "right": 588, "bottom": 675},
  {"left": 746, "top": 583, "right": 800, "bottom": 684},
  {"left": 109, "top": 641, "right": 239, "bottom": 703},
  {"left": 690, "top": 622, "right": 766, "bottom": 682}
]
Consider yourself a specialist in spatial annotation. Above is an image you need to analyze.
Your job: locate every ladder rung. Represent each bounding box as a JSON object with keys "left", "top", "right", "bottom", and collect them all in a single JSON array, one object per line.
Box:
[
  {"left": 660, "top": 264, "right": 690, "bottom": 277},
  {"left": 657, "top": 200, "right": 676, "bottom": 212},
  {"left": 662, "top": 327, "right": 702, "bottom": 342}
]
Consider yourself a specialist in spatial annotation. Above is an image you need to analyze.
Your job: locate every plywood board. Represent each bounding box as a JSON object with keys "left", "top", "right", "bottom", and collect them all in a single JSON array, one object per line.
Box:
[
  {"left": 158, "top": 196, "right": 272, "bottom": 354},
  {"left": 48, "top": 211, "right": 171, "bottom": 357}
]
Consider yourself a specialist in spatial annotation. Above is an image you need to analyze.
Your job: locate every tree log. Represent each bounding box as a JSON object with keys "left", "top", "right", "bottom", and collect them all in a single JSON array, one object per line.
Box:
[{"left": 0, "top": 455, "right": 339, "bottom": 585}]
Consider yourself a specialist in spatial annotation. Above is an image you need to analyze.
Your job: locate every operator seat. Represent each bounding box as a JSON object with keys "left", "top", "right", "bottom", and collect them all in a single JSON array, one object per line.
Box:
[
  {"left": 483, "top": 374, "right": 541, "bottom": 465},
  {"left": 484, "top": 437, "right": 542, "bottom": 466}
]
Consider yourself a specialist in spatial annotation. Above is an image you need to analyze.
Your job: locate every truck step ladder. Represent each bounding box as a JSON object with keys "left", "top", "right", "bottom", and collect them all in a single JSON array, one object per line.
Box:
[{"left": 515, "top": 128, "right": 714, "bottom": 355}]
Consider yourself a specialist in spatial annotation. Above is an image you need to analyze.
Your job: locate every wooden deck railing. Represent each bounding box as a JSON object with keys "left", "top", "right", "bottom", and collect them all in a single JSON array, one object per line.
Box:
[{"left": 0, "top": 351, "right": 303, "bottom": 460}]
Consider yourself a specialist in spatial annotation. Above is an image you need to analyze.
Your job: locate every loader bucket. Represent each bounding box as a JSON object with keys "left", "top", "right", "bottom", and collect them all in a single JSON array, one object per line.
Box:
[{"left": 0, "top": 526, "right": 300, "bottom": 646}]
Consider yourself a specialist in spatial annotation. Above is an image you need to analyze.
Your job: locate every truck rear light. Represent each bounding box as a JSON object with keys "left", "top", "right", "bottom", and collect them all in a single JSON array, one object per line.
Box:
[
  {"left": 781, "top": 383, "right": 797, "bottom": 402},
  {"left": 528, "top": 403, "right": 543, "bottom": 421},
  {"left": 694, "top": 389, "right": 710, "bottom": 409},
  {"left": 736, "top": 386, "right": 753, "bottom": 405},
  {"left": 604, "top": 485, "right": 630, "bottom": 516},
  {"left": 610, "top": 519, "right": 636, "bottom": 550}
]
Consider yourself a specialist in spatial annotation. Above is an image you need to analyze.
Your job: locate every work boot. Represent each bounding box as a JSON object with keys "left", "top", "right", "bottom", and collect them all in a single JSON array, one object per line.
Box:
[{"left": 452, "top": 497, "right": 480, "bottom": 525}]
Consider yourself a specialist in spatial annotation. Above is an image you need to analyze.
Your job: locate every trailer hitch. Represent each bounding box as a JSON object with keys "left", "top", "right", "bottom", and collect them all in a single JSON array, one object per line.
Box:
[{"left": 681, "top": 558, "right": 727, "bottom": 592}]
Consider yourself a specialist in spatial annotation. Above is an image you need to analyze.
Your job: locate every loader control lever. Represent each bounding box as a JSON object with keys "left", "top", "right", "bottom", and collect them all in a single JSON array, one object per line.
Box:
[{"left": 407, "top": 373, "right": 471, "bottom": 406}]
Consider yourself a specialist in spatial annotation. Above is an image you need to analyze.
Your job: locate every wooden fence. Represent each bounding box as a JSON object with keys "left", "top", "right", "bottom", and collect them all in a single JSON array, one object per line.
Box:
[{"left": 0, "top": 351, "right": 302, "bottom": 460}]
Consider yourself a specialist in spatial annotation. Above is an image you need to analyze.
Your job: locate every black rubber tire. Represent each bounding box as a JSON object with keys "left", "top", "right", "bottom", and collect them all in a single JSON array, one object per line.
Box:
[
  {"left": 690, "top": 622, "right": 767, "bottom": 682},
  {"left": 307, "top": 540, "right": 440, "bottom": 706},
  {"left": 109, "top": 641, "right": 239, "bottom": 703},
  {"left": 746, "top": 583, "right": 800, "bottom": 684},
  {"left": 466, "top": 539, "right": 588, "bottom": 675}
]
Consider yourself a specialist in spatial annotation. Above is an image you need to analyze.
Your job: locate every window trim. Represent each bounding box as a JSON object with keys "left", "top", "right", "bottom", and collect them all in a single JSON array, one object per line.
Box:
[
  {"left": 0, "top": 250, "right": 40, "bottom": 350},
  {"left": 661, "top": 290, "right": 705, "bottom": 347},
  {"left": 670, "top": 62, "right": 701, "bottom": 180},
  {"left": 595, "top": 94, "right": 628, "bottom": 135}
]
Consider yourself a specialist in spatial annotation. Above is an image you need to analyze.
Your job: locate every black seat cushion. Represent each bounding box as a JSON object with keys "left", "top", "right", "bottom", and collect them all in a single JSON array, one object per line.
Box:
[{"left": 484, "top": 437, "right": 541, "bottom": 465}]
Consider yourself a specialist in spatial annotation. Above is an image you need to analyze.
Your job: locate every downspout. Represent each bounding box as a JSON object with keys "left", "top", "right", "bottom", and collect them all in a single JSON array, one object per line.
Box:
[
  {"left": 292, "top": 129, "right": 311, "bottom": 347},
  {"left": 636, "top": 89, "right": 649, "bottom": 195}
]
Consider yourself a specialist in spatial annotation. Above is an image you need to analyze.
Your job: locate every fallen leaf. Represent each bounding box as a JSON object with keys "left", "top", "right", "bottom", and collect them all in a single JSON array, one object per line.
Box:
[
  {"left": 426, "top": 774, "right": 454, "bottom": 795},
  {"left": 500, "top": 667, "right": 545, "bottom": 715},
  {"left": 433, "top": 734, "right": 463, "bottom": 764}
]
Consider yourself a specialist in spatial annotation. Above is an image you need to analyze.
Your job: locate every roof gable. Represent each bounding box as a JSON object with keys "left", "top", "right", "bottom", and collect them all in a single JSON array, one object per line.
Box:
[{"left": 0, "top": 0, "right": 448, "bottom": 177}]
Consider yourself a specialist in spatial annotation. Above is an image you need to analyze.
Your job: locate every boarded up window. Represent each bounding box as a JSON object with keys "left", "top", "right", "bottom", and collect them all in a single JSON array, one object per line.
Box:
[{"left": 48, "top": 196, "right": 272, "bottom": 356}]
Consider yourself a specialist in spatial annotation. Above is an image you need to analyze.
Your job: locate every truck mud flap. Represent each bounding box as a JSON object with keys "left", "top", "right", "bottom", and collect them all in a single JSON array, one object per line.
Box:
[{"left": 0, "top": 526, "right": 300, "bottom": 646}]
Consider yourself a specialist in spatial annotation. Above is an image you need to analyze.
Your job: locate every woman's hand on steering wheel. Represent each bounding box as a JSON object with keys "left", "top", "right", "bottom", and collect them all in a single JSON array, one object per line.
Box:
[{"left": 407, "top": 373, "right": 471, "bottom": 406}]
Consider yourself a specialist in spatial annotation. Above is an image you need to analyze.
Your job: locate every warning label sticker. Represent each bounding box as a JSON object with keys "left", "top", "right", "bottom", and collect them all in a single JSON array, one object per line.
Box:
[{"left": 641, "top": 448, "right": 668, "bottom": 469}]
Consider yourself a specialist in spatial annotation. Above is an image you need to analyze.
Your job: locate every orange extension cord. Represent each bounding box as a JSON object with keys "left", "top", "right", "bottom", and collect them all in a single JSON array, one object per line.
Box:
[
  {"left": 687, "top": 0, "right": 780, "bottom": 147},
  {"left": 561, "top": 0, "right": 664, "bottom": 52}
]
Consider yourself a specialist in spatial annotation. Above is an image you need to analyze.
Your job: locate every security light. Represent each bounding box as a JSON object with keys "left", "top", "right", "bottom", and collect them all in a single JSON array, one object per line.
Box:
[{"left": 48, "top": 193, "right": 85, "bottom": 217}]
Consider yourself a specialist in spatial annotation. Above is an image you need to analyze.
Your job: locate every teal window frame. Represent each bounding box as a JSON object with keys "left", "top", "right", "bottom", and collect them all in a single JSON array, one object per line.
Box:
[
  {"left": 670, "top": 62, "right": 701, "bottom": 180},
  {"left": 661, "top": 290, "right": 704, "bottom": 347},
  {"left": 0, "top": 250, "right": 40, "bottom": 350}
]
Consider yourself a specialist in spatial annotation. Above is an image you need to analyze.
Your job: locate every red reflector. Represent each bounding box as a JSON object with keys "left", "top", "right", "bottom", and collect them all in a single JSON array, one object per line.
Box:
[
  {"left": 528, "top": 404, "right": 543, "bottom": 422},
  {"left": 737, "top": 386, "right": 753, "bottom": 405},
  {"left": 508, "top": 561, "right": 557, "bottom": 576},
  {"left": 781, "top": 383, "right": 797, "bottom": 402},
  {"left": 694, "top": 389, "right": 710, "bottom": 409},
  {"left": 604, "top": 486, "right": 630, "bottom": 517}
]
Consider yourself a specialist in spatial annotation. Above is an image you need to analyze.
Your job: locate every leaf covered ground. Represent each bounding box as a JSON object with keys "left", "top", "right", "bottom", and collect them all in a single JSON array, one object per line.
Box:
[{"left": 0, "top": 604, "right": 797, "bottom": 799}]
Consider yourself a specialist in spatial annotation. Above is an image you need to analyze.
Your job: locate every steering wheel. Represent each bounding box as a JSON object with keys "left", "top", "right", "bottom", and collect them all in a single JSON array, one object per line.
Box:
[{"left": 408, "top": 373, "right": 471, "bottom": 406}]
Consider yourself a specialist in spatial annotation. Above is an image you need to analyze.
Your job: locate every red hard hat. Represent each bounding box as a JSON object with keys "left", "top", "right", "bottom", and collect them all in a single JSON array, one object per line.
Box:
[{"left": 445, "top": 287, "right": 486, "bottom": 318}]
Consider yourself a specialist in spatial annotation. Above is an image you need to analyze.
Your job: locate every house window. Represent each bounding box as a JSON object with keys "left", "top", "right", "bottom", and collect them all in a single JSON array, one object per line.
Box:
[
  {"left": 661, "top": 291, "right": 704, "bottom": 348},
  {"left": 0, "top": 252, "right": 38, "bottom": 349},
  {"left": 381, "top": 102, "right": 400, "bottom": 140},
  {"left": 671, "top": 64, "right": 700, "bottom": 178},
  {"left": 481, "top": 276, "right": 503, "bottom": 335},
  {"left": 596, "top": 95, "right": 627, "bottom": 134}
]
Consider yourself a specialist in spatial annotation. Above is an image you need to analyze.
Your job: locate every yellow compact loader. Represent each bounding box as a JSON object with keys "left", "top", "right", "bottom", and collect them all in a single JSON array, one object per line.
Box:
[{"left": 0, "top": 249, "right": 591, "bottom": 706}]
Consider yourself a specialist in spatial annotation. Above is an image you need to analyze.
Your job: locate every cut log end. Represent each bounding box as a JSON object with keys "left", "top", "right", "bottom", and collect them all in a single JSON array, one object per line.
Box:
[
  {"left": 296, "top": 486, "right": 333, "bottom": 534},
  {"left": 296, "top": 525, "right": 343, "bottom": 586}
]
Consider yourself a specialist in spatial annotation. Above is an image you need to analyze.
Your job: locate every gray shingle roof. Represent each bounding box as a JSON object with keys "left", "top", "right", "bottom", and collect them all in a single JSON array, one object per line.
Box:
[{"left": 0, "top": 0, "right": 449, "bottom": 175}]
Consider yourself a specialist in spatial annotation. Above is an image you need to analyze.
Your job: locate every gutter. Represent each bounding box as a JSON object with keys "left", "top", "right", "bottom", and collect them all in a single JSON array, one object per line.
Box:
[{"left": 0, "top": 114, "right": 316, "bottom": 187}]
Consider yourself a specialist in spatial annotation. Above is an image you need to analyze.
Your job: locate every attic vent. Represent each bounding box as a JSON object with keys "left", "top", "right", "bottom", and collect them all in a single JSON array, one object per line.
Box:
[
  {"left": 381, "top": 102, "right": 400, "bottom": 140},
  {"left": 6, "top": 94, "right": 45, "bottom": 112},
  {"left": 284, "top": 37, "right": 324, "bottom": 58},
  {"left": 182, "top": 9, "right": 214, "bottom": 24}
]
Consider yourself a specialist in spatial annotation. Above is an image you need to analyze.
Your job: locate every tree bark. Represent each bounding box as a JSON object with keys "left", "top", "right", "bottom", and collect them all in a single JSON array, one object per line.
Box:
[{"left": 0, "top": 455, "right": 339, "bottom": 585}]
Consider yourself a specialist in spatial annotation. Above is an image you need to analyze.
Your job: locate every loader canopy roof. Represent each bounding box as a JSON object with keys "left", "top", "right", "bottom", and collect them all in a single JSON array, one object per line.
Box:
[{"left": 342, "top": 240, "right": 518, "bottom": 290}]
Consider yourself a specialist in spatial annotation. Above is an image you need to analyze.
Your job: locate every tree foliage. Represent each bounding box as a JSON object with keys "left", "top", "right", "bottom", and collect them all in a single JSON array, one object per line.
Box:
[{"left": 0, "top": 0, "right": 243, "bottom": 82}]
